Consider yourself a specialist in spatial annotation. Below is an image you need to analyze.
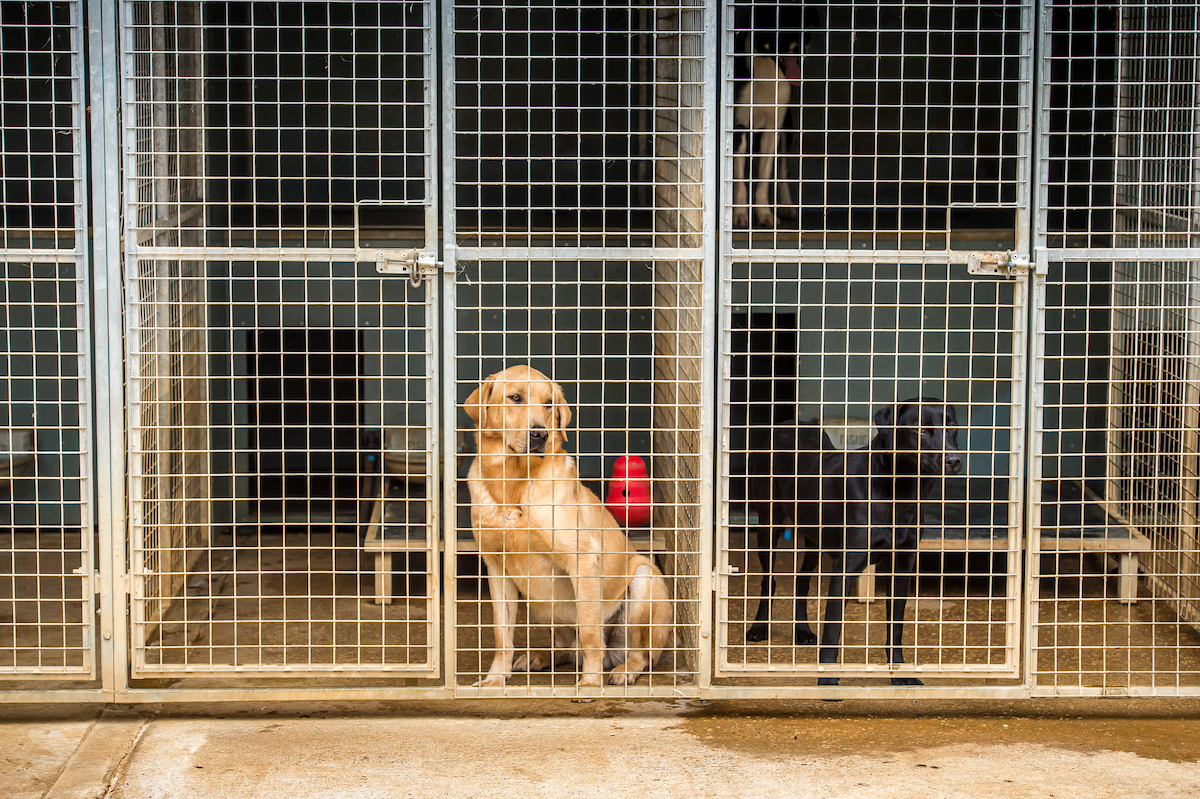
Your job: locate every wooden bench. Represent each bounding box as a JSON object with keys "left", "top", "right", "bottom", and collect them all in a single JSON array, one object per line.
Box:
[{"left": 732, "top": 487, "right": 1153, "bottom": 605}]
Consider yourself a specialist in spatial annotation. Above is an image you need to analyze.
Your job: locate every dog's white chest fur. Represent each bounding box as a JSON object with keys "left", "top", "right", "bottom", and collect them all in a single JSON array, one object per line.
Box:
[{"left": 735, "top": 55, "right": 792, "bottom": 130}]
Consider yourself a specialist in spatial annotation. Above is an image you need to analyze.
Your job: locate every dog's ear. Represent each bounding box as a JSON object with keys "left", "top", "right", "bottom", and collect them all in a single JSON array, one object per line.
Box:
[
  {"left": 464, "top": 375, "right": 494, "bottom": 426},
  {"left": 942, "top": 403, "right": 958, "bottom": 426},
  {"left": 873, "top": 404, "right": 897, "bottom": 449},
  {"left": 552, "top": 381, "right": 572, "bottom": 443}
]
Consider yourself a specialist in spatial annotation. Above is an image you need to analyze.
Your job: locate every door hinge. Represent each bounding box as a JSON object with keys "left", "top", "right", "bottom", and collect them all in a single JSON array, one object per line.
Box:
[
  {"left": 376, "top": 249, "right": 442, "bottom": 285},
  {"left": 966, "top": 250, "right": 1040, "bottom": 278}
]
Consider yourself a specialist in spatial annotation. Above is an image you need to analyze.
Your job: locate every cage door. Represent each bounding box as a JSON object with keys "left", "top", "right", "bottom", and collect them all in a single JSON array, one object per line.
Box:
[
  {"left": 122, "top": 0, "right": 442, "bottom": 680},
  {"left": 716, "top": 260, "right": 1028, "bottom": 684}
]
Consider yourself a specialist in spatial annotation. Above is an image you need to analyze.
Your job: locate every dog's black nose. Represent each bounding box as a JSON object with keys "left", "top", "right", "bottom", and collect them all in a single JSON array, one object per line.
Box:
[
  {"left": 944, "top": 452, "right": 963, "bottom": 475},
  {"left": 528, "top": 426, "right": 548, "bottom": 453}
]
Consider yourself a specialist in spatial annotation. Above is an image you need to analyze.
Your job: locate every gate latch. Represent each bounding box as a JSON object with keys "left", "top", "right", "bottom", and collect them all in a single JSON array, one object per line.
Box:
[
  {"left": 377, "top": 249, "right": 442, "bottom": 286},
  {"left": 966, "top": 250, "right": 1038, "bottom": 278}
]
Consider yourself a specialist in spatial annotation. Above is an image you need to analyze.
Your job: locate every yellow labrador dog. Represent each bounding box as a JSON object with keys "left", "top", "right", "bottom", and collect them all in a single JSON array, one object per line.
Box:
[{"left": 465, "top": 364, "right": 671, "bottom": 687}]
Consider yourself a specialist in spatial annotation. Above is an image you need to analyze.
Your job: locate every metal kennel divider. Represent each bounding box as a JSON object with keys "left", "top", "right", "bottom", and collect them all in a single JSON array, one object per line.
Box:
[
  {"left": 0, "top": 0, "right": 99, "bottom": 694},
  {"left": 1030, "top": 0, "right": 1200, "bottom": 697},
  {"left": 713, "top": 0, "right": 1035, "bottom": 697},
  {"left": 119, "top": 0, "right": 446, "bottom": 694},
  {"left": 443, "top": 0, "right": 715, "bottom": 698}
]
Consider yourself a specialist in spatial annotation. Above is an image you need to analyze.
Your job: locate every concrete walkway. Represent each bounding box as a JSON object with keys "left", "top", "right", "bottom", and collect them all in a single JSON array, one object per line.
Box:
[{"left": 5, "top": 699, "right": 1200, "bottom": 799}]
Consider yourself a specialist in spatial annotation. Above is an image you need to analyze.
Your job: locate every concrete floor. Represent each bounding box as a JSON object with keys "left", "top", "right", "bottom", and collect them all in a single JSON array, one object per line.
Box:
[{"left": 5, "top": 698, "right": 1200, "bottom": 799}]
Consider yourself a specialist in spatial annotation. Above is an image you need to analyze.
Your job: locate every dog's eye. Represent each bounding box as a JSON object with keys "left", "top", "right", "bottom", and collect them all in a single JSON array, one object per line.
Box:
[{"left": 508, "top": 393, "right": 522, "bottom": 403}]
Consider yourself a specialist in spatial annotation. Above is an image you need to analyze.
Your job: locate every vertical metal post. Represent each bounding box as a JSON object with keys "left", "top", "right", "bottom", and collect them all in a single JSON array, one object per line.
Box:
[
  {"left": 439, "top": 0, "right": 459, "bottom": 692},
  {"left": 87, "top": 0, "right": 126, "bottom": 699},
  {"left": 697, "top": 0, "right": 719, "bottom": 694}
]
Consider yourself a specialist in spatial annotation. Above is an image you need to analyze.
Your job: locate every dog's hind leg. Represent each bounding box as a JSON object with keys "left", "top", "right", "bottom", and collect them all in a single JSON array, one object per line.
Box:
[
  {"left": 745, "top": 511, "right": 778, "bottom": 642},
  {"left": 515, "top": 627, "right": 577, "bottom": 673},
  {"left": 753, "top": 129, "right": 780, "bottom": 227},
  {"left": 732, "top": 128, "right": 751, "bottom": 228},
  {"left": 791, "top": 544, "right": 819, "bottom": 646},
  {"left": 606, "top": 565, "right": 658, "bottom": 685},
  {"left": 886, "top": 548, "right": 923, "bottom": 686},
  {"left": 776, "top": 108, "right": 798, "bottom": 222},
  {"left": 817, "top": 547, "right": 871, "bottom": 686}
]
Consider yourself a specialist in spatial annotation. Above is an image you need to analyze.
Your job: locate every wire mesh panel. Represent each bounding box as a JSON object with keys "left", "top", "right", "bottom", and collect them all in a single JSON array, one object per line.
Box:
[
  {"left": 1035, "top": 259, "right": 1200, "bottom": 695},
  {"left": 723, "top": 0, "right": 1032, "bottom": 254},
  {"left": 447, "top": 0, "right": 711, "bottom": 697},
  {"left": 716, "top": 0, "right": 1032, "bottom": 689},
  {"left": 718, "top": 261, "right": 1024, "bottom": 685},
  {"left": 0, "top": 1, "right": 95, "bottom": 680},
  {"left": 123, "top": 0, "right": 436, "bottom": 250},
  {"left": 450, "top": 0, "right": 708, "bottom": 255},
  {"left": 126, "top": 260, "right": 437, "bottom": 677},
  {"left": 122, "top": 0, "right": 441, "bottom": 679},
  {"left": 1032, "top": 0, "right": 1200, "bottom": 696},
  {"left": 451, "top": 260, "right": 706, "bottom": 696}
]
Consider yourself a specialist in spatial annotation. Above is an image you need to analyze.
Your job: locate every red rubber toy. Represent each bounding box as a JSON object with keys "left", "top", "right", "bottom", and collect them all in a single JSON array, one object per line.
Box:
[{"left": 605, "top": 455, "right": 654, "bottom": 528}]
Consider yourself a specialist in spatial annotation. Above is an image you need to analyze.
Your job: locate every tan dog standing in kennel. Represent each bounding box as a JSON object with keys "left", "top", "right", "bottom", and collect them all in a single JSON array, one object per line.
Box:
[{"left": 464, "top": 365, "right": 671, "bottom": 687}]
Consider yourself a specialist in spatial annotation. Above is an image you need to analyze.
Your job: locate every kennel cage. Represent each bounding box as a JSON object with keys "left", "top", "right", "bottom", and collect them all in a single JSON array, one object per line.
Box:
[
  {"left": 445, "top": 1, "right": 710, "bottom": 697},
  {"left": 3, "top": 0, "right": 1200, "bottom": 701},
  {"left": 0, "top": 0, "right": 96, "bottom": 682},
  {"left": 113, "top": 0, "right": 712, "bottom": 696},
  {"left": 1031, "top": 0, "right": 1200, "bottom": 696},
  {"left": 715, "top": 0, "right": 1031, "bottom": 689}
]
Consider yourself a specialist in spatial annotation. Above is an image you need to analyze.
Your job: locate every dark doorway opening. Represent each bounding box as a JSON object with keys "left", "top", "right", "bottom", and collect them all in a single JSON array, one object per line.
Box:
[
  {"left": 247, "top": 329, "right": 361, "bottom": 522},
  {"left": 727, "top": 311, "right": 799, "bottom": 500}
]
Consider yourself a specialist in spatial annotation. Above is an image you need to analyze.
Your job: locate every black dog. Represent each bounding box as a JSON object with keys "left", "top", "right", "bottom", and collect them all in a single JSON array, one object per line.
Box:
[
  {"left": 732, "top": 2, "right": 818, "bottom": 228},
  {"left": 745, "top": 398, "right": 963, "bottom": 686}
]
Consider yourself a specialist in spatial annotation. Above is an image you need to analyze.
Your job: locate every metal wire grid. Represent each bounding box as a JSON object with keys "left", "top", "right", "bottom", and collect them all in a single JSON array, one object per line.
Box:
[
  {"left": 2, "top": 0, "right": 1192, "bottom": 700},
  {"left": 127, "top": 260, "right": 438, "bottom": 676},
  {"left": 122, "top": 0, "right": 435, "bottom": 253},
  {"left": 1032, "top": 2, "right": 1200, "bottom": 695},
  {"left": 723, "top": 0, "right": 1031, "bottom": 254},
  {"left": 0, "top": 260, "right": 93, "bottom": 677},
  {"left": 717, "top": 260, "right": 1023, "bottom": 683},
  {"left": 450, "top": 0, "right": 708, "bottom": 256},
  {"left": 1033, "top": 260, "right": 1200, "bottom": 695},
  {"left": 0, "top": 2, "right": 80, "bottom": 251},
  {"left": 452, "top": 259, "right": 705, "bottom": 695},
  {"left": 1040, "top": 0, "right": 1199, "bottom": 253},
  {"left": 0, "top": 1, "right": 94, "bottom": 679},
  {"left": 120, "top": 0, "right": 441, "bottom": 678}
]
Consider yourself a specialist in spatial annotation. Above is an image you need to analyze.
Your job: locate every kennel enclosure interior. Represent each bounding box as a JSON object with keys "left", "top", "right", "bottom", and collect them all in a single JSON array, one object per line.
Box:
[{"left": 1, "top": 0, "right": 1199, "bottom": 701}]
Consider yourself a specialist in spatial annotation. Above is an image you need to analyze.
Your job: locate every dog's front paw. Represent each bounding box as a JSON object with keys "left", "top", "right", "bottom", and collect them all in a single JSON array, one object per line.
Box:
[
  {"left": 605, "top": 664, "right": 641, "bottom": 686},
  {"left": 513, "top": 653, "right": 547, "bottom": 673},
  {"left": 576, "top": 674, "right": 603, "bottom": 688},
  {"left": 891, "top": 676, "right": 923, "bottom": 686},
  {"left": 792, "top": 625, "right": 817, "bottom": 646},
  {"left": 745, "top": 623, "right": 770, "bottom": 642},
  {"left": 755, "top": 210, "right": 779, "bottom": 228},
  {"left": 474, "top": 674, "right": 507, "bottom": 688},
  {"left": 732, "top": 209, "right": 750, "bottom": 228}
]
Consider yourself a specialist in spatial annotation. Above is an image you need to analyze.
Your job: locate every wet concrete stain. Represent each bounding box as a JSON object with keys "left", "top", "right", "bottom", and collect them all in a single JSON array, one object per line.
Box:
[{"left": 678, "top": 706, "right": 1200, "bottom": 764}]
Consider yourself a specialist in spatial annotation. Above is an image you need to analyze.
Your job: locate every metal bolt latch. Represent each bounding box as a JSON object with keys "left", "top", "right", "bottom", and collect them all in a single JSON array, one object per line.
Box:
[
  {"left": 966, "top": 250, "right": 1038, "bottom": 278},
  {"left": 376, "top": 249, "right": 442, "bottom": 286}
]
